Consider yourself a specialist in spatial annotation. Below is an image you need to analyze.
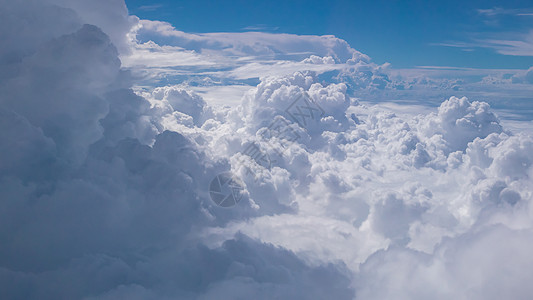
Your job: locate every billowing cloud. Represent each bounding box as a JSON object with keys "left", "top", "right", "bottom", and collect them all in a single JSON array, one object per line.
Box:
[{"left": 1, "top": 0, "right": 532, "bottom": 299}]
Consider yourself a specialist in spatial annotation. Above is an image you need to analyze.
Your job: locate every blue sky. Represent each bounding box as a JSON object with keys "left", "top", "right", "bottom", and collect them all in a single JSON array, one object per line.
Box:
[{"left": 126, "top": 0, "right": 533, "bottom": 69}]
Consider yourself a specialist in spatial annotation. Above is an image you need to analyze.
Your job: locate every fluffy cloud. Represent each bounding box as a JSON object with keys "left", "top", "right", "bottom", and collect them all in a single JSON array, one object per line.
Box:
[
  {"left": 122, "top": 17, "right": 533, "bottom": 131},
  {"left": 1, "top": 0, "right": 532, "bottom": 299},
  {"left": 356, "top": 226, "right": 533, "bottom": 300},
  {"left": 0, "top": 1, "right": 354, "bottom": 299}
]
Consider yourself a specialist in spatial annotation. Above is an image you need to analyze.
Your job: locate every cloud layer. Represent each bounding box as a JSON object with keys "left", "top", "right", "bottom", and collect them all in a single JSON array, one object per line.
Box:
[{"left": 1, "top": 0, "right": 532, "bottom": 299}]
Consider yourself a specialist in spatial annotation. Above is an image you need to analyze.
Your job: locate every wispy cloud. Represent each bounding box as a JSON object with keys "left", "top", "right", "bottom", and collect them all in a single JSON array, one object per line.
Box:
[
  {"left": 430, "top": 42, "right": 471, "bottom": 48},
  {"left": 138, "top": 4, "right": 163, "bottom": 11},
  {"left": 430, "top": 42, "right": 476, "bottom": 52},
  {"left": 433, "top": 33, "right": 533, "bottom": 56},
  {"left": 433, "top": 8, "right": 533, "bottom": 57},
  {"left": 475, "top": 31, "right": 533, "bottom": 56},
  {"left": 477, "top": 7, "right": 533, "bottom": 17},
  {"left": 241, "top": 24, "right": 280, "bottom": 31}
]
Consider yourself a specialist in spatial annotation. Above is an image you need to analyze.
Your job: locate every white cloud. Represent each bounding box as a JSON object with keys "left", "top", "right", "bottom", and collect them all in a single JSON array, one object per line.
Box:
[
  {"left": 477, "top": 7, "right": 533, "bottom": 17},
  {"left": 0, "top": 1, "right": 355, "bottom": 298},
  {"left": 134, "top": 20, "right": 360, "bottom": 61},
  {"left": 1, "top": 0, "right": 533, "bottom": 299},
  {"left": 137, "top": 4, "right": 163, "bottom": 12},
  {"left": 196, "top": 72, "right": 533, "bottom": 298},
  {"left": 120, "top": 19, "right": 370, "bottom": 84},
  {"left": 355, "top": 226, "right": 533, "bottom": 300},
  {"left": 477, "top": 31, "right": 533, "bottom": 56},
  {"left": 434, "top": 8, "right": 533, "bottom": 58},
  {"left": 123, "top": 16, "right": 533, "bottom": 130}
]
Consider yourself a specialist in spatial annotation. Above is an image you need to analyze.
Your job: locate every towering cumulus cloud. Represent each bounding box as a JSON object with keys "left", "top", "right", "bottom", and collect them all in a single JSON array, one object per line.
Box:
[{"left": 1, "top": 0, "right": 532, "bottom": 299}]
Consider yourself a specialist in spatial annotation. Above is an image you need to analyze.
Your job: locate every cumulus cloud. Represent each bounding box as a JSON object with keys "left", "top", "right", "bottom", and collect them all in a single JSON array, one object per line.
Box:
[
  {"left": 0, "top": 1, "right": 355, "bottom": 298},
  {"left": 122, "top": 16, "right": 533, "bottom": 131},
  {"left": 1, "top": 0, "right": 533, "bottom": 299},
  {"left": 356, "top": 226, "right": 533, "bottom": 300}
]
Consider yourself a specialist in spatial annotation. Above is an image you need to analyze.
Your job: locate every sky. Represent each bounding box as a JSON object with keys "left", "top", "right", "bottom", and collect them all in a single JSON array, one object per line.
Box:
[
  {"left": 1, "top": 0, "right": 533, "bottom": 299},
  {"left": 126, "top": 0, "right": 533, "bottom": 68}
]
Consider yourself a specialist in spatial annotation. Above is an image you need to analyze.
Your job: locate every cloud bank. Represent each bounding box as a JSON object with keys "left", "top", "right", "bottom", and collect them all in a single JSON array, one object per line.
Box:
[
  {"left": 1, "top": 0, "right": 532, "bottom": 299},
  {"left": 122, "top": 19, "right": 533, "bottom": 132}
]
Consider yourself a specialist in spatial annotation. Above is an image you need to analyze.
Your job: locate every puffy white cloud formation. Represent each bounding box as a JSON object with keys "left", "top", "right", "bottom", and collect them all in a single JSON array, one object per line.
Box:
[
  {"left": 303, "top": 55, "right": 336, "bottom": 65},
  {"left": 1, "top": 0, "right": 533, "bottom": 299},
  {"left": 0, "top": 1, "right": 354, "bottom": 299},
  {"left": 122, "top": 18, "right": 533, "bottom": 131}
]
